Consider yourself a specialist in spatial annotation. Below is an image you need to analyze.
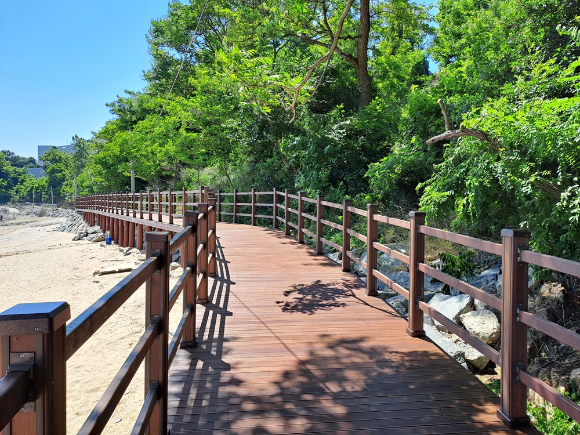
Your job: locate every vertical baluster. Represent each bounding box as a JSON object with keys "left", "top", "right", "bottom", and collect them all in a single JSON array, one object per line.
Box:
[
  {"left": 498, "top": 229, "right": 532, "bottom": 428},
  {"left": 298, "top": 192, "right": 305, "bottom": 244},
  {"left": 407, "top": 211, "right": 426, "bottom": 337},
  {"left": 284, "top": 190, "right": 290, "bottom": 236},
  {"left": 181, "top": 212, "right": 198, "bottom": 348},
  {"left": 272, "top": 188, "right": 278, "bottom": 229},
  {"left": 316, "top": 195, "right": 324, "bottom": 255},
  {"left": 342, "top": 199, "right": 352, "bottom": 272},
  {"left": 251, "top": 188, "right": 257, "bottom": 226},
  {"left": 144, "top": 232, "right": 170, "bottom": 434},
  {"left": 197, "top": 203, "right": 209, "bottom": 304},
  {"left": 233, "top": 189, "right": 238, "bottom": 224},
  {"left": 366, "top": 203, "right": 378, "bottom": 296}
]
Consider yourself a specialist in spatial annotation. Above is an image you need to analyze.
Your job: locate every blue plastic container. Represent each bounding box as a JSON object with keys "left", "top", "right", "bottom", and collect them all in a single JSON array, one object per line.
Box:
[{"left": 105, "top": 236, "right": 112, "bottom": 245}]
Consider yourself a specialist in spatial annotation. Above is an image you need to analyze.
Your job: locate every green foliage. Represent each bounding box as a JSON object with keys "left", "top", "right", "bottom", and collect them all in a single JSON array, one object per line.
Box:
[{"left": 433, "top": 251, "right": 477, "bottom": 294}]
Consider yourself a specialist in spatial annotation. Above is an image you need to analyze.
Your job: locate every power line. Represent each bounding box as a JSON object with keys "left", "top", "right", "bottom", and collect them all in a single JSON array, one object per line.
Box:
[{"left": 147, "top": 0, "right": 211, "bottom": 140}]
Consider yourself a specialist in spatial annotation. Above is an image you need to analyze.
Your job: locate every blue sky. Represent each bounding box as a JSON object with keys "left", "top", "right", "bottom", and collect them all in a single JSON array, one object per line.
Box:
[
  {"left": 1, "top": 1, "right": 437, "bottom": 161},
  {"left": 0, "top": 1, "right": 171, "bottom": 159}
]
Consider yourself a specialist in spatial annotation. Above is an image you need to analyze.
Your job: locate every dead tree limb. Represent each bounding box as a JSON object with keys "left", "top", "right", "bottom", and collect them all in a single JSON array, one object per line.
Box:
[
  {"left": 427, "top": 99, "right": 562, "bottom": 199},
  {"left": 427, "top": 99, "right": 499, "bottom": 151}
]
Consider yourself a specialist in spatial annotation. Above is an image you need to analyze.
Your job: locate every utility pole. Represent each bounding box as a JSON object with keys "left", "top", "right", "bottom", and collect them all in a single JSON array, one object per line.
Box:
[{"left": 130, "top": 160, "right": 135, "bottom": 193}]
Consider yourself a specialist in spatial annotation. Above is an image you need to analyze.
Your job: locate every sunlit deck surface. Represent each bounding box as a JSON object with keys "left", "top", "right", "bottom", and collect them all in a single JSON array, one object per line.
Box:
[{"left": 167, "top": 223, "right": 539, "bottom": 434}]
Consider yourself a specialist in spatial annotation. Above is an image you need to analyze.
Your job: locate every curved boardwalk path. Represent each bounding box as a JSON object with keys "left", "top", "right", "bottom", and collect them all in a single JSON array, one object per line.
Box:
[{"left": 168, "top": 223, "right": 539, "bottom": 434}]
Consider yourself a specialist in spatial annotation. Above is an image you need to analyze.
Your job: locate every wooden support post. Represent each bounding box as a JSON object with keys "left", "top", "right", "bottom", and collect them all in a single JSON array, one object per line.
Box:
[
  {"left": 137, "top": 224, "right": 144, "bottom": 251},
  {"left": 284, "top": 190, "right": 290, "bottom": 236},
  {"left": 272, "top": 188, "right": 278, "bottom": 229},
  {"left": 233, "top": 189, "right": 238, "bottom": 224},
  {"left": 498, "top": 229, "right": 531, "bottom": 428},
  {"left": 366, "top": 203, "right": 378, "bottom": 296},
  {"left": 181, "top": 212, "right": 198, "bottom": 348},
  {"left": 197, "top": 203, "right": 209, "bottom": 304},
  {"left": 129, "top": 222, "right": 136, "bottom": 248},
  {"left": 157, "top": 189, "right": 162, "bottom": 223},
  {"left": 144, "top": 232, "right": 170, "bottom": 435},
  {"left": 168, "top": 188, "right": 173, "bottom": 225},
  {"left": 148, "top": 190, "right": 153, "bottom": 221},
  {"left": 298, "top": 192, "right": 305, "bottom": 244},
  {"left": 216, "top": 191, "right": 221, "bottom": 222},
  {"left": 316, "top": 195, "right": 324, "bottom": 255},
  {"left": 251, "top": 188, "right": 257, "bottom": 226},
  {"left": 407, "top": 211, "right": 426, "bottom": 337},
  {"left": 139, "top": 191, "right": 143, "bottom": 220},
  {"left": 132, "top": 192, "right": 136, "bottom": 218},
  {"left": 208, "top": 198, "right": 217, "bottom": 278},
  {"left": 0, "top": 301, "right": 71, "bottom": 435},
  {"left": 114, "top": 219, "right": 120, "bottom": 245},
  {"left": 120, "top": 219, "right": 127, "bottom": 247},
  {"left": 182, "top": 187, "right": 187, "bottom": 217}
]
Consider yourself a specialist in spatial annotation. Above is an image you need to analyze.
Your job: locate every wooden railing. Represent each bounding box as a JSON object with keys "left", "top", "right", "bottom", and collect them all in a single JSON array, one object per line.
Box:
[
  {"left": 0, "top": 188, "right": 217, "bottom": 434},
  {"left": 2, "top": 186, "right": 579, "bottom": 432},
  {"left": 214, "top": 188, "right": 580, "bottom": 429}
]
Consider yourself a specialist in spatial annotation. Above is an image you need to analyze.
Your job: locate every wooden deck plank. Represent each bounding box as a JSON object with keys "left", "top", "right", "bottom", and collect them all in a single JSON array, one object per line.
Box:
[{"left": 168, "top": 223, "right": 539, "bottom": 434}]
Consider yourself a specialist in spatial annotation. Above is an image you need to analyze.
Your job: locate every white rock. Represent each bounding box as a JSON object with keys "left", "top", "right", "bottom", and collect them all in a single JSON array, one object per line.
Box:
[
  {"left": 570, "top": 368, "right": 580, "bottom": 391},
  {"left": 170, "top": 262, "right": 181, "bottom": 270},
  {"left": 426, "top": 293, "right": 473, "bottom": 332},
  {"left": 459, "top": 310, "right": 501, "bottom": 345}
]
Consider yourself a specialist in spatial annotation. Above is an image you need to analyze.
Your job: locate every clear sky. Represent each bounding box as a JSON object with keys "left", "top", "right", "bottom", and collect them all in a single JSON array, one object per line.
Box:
[{"left": 0, "top": 1, "right": 171, "bottom": 159}]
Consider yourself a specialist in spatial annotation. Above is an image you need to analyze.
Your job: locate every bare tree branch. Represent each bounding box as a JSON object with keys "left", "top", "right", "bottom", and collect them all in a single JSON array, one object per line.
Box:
[
  {"left": 286, "top": 0, "right": 356, "bottom": 122},
  {"left": 438, "top": 98, "right": 450, "bottom": 131},
  {"left": 428, "top": 100, "right": 563, "bottom": 199},
  {"left": 427, "top": 99, "right": 499, "bottom": 151}
]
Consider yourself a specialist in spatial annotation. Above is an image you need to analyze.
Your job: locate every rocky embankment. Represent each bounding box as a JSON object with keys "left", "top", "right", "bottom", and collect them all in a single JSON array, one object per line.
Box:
[{"left": 326, "top": 247, "right": 580, "bottom": 395}]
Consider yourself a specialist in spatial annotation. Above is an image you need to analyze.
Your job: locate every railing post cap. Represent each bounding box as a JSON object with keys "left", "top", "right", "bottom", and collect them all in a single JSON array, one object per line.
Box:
[
  {"left": 501, "top": 228, "right": 531, "bottom": 238},
  {"left": 367, "top": 203, "right": 378, "bottom": 209},
  {"left": 409, "top": 211, "right": 427, "bottom": 218},
  {"left": 0, "top": 302, "right": 70, "bottom": 335},
  {"left": 145, "top": 231, "right": 169, "bottom": 242}
]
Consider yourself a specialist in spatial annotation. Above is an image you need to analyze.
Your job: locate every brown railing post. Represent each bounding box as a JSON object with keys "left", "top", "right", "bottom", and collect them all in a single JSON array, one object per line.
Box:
[
  {"left": 407, "top": 211, "right": 426, "bottom": 337},
  {"left": 144, "top": 231, "right": 170, "bottom": 434},
  {"left": 233, "top": 189, "right": 238, "bottom": 224},
  {"left": 298, "top": 192, "right": 305, "bottom": 244},
  {"left": 137, "top": 224, "right": 144, "bottom": 251},
  {"left": 250, "top": 188, "right": 256, "bottom": 226},
  {"left": 272, "top": 188, "right": 278, "bottom": 229},
  {"left": 366, "top": 203, "right": 378, "bottom": 296},
  {"left": 168, "top": 188, "right": 173, "bottom": 225},
  {"left": 157, "top": 189, "right": 162, "bottom": 223},
  {"left": 197, "top": 203, "right": 209, "bottom": 304},
  {"left": 139, "top": 190, "right": 144, "bottom": 220},
  {"left": 148, "top": 190, "right": 153, "bottom": 221},
  {"left": 216, "top": 190, "right": 221, "bottom": 222},
  {"left": 132, "top": 192, "right": 136, "bottom": 218},
  {"left": 182, "top": 187, "right": 187, "bottom": 216},
  {"left": 181, "top": 212, "right": 198, "bottom": 348},
  {"left": 208, "top": 197, "right": 217, "bottom": 277},
  {"left": 342, "top": 199, "right": 352, "bottom": 272},
  {"left": 316, "top": 195, "right": 324, "bottom": 255},
  {"left": 498, "top": 229, "right": 532, "bottom": 428},
  {"left": 284, "top": 190, "right": 291, "bottom": 236},
  {"left": 0, "top": 301, "right": 71, "bottom": 434}
]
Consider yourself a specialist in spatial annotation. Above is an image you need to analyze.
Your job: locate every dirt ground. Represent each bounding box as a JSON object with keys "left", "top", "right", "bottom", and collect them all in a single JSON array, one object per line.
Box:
[{"left": 0, "top": 211, "right": 184, "bottom": 434}]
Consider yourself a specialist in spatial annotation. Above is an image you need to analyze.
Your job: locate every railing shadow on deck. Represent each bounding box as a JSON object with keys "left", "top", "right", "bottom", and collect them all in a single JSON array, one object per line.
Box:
[
  {"left": 166, "top": 231, "right": 523, "bottom": 434},
  {"left": 168, "top": 235, "right": 233, "bottom": 420}
]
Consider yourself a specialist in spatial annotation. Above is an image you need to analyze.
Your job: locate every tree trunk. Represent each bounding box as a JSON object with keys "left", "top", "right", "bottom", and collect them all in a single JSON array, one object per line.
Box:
[{"left": 357, "top": 0, "right": 372, "bottom": 108}]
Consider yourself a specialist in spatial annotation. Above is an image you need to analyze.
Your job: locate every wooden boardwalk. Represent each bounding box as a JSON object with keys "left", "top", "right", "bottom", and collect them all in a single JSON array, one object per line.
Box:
[{"left": 167, "top": 223, "right": 539, "bottom": 434}]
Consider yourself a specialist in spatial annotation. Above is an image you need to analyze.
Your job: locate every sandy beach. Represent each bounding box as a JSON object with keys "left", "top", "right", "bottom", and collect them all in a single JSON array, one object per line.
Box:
[{"left": 0, "top": 210, "right": 184, "bottom": 434}]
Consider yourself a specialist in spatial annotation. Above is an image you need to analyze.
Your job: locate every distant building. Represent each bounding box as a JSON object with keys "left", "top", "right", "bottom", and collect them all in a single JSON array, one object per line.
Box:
[
  {"left": 38, "top": 144, "right": 75, "bottom": 166},
  {"left": 27, "top": 167, "right": 45, "bottom": 179}
]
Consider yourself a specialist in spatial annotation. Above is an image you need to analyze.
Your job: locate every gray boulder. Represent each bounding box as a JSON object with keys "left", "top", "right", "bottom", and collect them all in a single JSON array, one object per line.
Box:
[
  {"left": 459, "top": 310, "right": 501, "bottom": 345},
  {"left": 354, "top": 252, "right": 368, "bottom": 276},
  {"left": 470, "top": 268, "right": 501, "bottom": 294},
  {"left": 377, "top": 253, "right": 407, "bottom": 273},
  {"left": 325, "top": 251, "right": 342, "bottom": 264},
  {"left": 386, "top": 295, "right": 408, "bottom": 318},
  {"left": 425, "top": 293, "right": 473, "bottom": 332},
  {"left": 424, "top": 323, "right": 489, "bottom": 370},
  {"left": 473, "top": 298, "right": 501, "bottom": 321}
]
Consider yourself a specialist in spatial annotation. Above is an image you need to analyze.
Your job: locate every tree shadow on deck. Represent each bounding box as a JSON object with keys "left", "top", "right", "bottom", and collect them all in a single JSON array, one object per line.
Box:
[
  {"left": 166, "top": 234, "right": 535, "bottom": 434},
  {"left": 277, "top": 280, "right": 400, "bottom": 317}
]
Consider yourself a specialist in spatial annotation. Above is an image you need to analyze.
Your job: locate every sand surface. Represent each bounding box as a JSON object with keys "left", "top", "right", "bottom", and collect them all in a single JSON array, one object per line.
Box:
[{"left": 0, "top": 213, "right": 184, "bottom": 434}]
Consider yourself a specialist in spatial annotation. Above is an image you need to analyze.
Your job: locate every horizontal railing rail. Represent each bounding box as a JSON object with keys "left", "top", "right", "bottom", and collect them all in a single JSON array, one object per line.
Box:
[
  {"left": 213, "top": 187, "right": 580, "bottom": 430},
  {"left": 0, "top": 187, "right": 217, "bottom": 434}
]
